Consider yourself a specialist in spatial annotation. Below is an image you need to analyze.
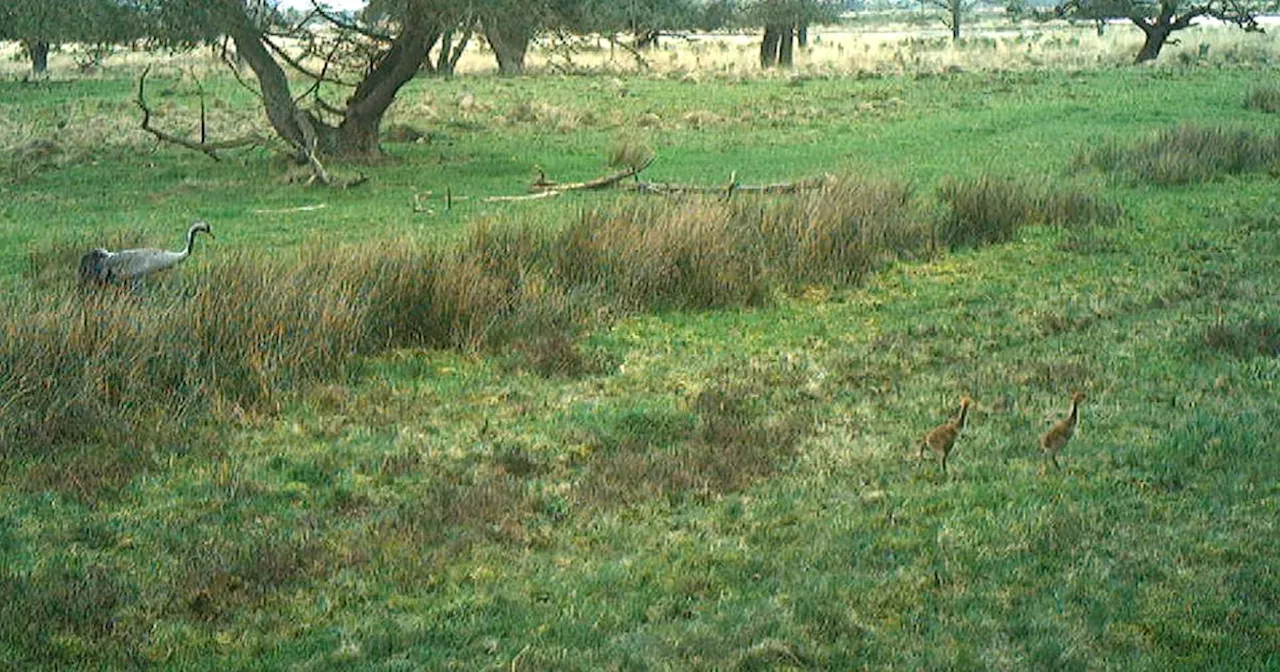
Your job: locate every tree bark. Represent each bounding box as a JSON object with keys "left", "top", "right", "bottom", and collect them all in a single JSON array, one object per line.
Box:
[
  {"left": 951, "top": 0, "right": 962, "bottom": 40},
  {"left": 1130, "top": 2, "right": 1203, "bottom": 64},
  {"left": 25, "top": 40, "right": 50, "bottom": 75},
  {"left": 797, "top": 23, "right": 809, "bottom": 48},
  {"left": 1133, "top": 22, "right": 1174, "bottom": 63},
  {"left": 216, "top": 2, "right": 315, "bottom": 155},
  {"left": 760, "top": 25, "right": 782, "bottom": 68},
  {"left": 778, "top": 24, "right": 795, "bottom": 67},
  {"left": 761, "top": 23, "right": 796, "bottom": 68},
  {"left": 484, "top": 17, "right": 530, "bottom": 75}
]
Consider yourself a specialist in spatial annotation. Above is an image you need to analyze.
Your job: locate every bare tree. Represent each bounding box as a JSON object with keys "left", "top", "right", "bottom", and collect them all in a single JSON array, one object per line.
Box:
[{"left": 927, "top": 0, "right": 979, "bottom": 40}]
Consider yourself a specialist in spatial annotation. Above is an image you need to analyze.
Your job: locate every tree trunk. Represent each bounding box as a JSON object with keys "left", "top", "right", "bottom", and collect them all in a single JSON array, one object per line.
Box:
[
  {"left": 951, "top": 1, "right": 962, "bottom": 40},
  {"left": 1095, "top": 19, "right": 1106, "bottom": 36},
  {"left": 484, "top": 18, "right": 530, "bottom": 75},
  {"left": 760, "top": 25, "right": 784, "bottom": 68},
  {"left": 1134, "top": 24, "right": 1173, "bottom": 63},
  {"left": 217, "top": 3, "right": 315, "bottom": 156},
  {"left": 634, "top": 29, "right": 661, "bottom": 49},
  {"left": 433, "top": 27, "right": 470, "bottom": 77},
  {"left": 25, "top": 40, "right": 50, "bottom": 76},
  {"left": 797, "top": 24, "right": 809, "bottom": 48},
  {"left": 778, "top": 24, "right": 795, "bottom": 67}
]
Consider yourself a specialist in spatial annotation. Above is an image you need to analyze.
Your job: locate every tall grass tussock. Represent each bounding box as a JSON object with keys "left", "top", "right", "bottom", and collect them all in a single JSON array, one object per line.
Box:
[
  {"left": 1074, "top": 123, "right": 1280, "bottom": 185},
  {"left": 935, "top": 174, "right": 1122, "bottom": 248},
  {"left": 1244, "top": 86, "right": 1280, "bottom": 113}
]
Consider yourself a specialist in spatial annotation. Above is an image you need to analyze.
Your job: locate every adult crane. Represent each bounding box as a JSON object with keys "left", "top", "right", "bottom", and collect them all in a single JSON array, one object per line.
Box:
[{"left": 80, "top": 221, "right": 214, "bottom": 286}]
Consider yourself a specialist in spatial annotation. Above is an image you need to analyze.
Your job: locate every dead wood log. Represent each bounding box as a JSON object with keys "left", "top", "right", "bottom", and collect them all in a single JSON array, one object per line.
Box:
[
  {"left": 623, "top": 174, "right": 833, "bottom": 196},
  {"left": 528, "top": 155, "right": 655, "bottom": 193}
]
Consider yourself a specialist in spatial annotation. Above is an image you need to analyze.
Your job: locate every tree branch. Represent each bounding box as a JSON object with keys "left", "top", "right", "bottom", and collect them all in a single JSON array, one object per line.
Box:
[
  {"left": 135, "top": 65, "right": 262, "bottom": 161},
  {"left": 262, "top": 33, "right": 358, "bottom": 87}
]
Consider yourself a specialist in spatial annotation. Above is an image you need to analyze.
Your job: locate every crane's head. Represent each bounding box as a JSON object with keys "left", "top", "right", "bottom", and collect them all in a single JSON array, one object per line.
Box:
[
  {"left": 1070, "top": 391, "right": 1086, "bottom": 404},
  {"left": 191, "top": 220, "right": 214, "bottom": 239}
]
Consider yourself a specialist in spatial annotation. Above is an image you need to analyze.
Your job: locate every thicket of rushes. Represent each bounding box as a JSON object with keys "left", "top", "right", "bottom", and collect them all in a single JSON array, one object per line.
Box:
[{"left": 0, "top": 174, "right": 1117, "bottom": 460}]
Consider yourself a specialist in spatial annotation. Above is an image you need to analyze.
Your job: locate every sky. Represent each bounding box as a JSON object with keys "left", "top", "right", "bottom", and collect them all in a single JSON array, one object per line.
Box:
[{"left": 277, "top": 0, "right": 367, "bottom": 11}]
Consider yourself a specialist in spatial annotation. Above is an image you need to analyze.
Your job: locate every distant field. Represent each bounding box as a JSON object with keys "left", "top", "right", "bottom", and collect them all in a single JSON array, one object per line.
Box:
[{"left": 2, "top": 21, "right": 1280, "bottom": 670}]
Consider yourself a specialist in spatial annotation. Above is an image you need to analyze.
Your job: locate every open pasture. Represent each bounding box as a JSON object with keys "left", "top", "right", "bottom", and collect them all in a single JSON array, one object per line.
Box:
[{"left": 2, "top": 19, "right": 1280, "bottom": 670}]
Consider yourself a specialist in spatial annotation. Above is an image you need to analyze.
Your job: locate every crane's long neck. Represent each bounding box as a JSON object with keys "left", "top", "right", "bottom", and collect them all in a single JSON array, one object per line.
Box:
[
  {"left": 181, "top": 227, "right": 201, "bottom": 259},
  {"left": 1067, "top": 400, "right": 1080, "bottom": 427},
  {"left": 956, "top": 403, "right": 970, "bottom": 429}
]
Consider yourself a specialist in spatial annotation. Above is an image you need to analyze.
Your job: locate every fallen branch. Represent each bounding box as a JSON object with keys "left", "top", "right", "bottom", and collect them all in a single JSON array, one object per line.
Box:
[
  {"left": 484, "top": 190, "right": 563, "bottom": 203},
  {"left": 136, "top": 65, "right": 263, "bottom": 161},
  {"left": 252, "top": 204, "right": 328, "bottom": 214},
  {"left": 623, "top": 174, "right": 833, "bottom": 196},
  {"left": 529, "top": 155, "right": 655, "bottom": 193}
]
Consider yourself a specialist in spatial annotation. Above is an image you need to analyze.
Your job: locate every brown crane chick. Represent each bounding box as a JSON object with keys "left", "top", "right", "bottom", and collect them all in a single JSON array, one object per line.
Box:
[
  {"left": 1041, "top": 391, "right": 1086, "bottom": 471},
  {"left": 920, "top": 396, "right": 972, "bottom": 473}
]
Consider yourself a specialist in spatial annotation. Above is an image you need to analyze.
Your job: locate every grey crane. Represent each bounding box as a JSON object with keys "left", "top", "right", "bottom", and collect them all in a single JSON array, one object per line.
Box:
[{"left": 79, "top": 221, "right": 214, "bottom": 286}]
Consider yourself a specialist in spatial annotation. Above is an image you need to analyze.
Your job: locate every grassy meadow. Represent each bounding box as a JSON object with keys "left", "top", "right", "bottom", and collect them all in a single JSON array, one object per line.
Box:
[{"left": 3, "top": 18, "right": 1280, "bottom": 670}]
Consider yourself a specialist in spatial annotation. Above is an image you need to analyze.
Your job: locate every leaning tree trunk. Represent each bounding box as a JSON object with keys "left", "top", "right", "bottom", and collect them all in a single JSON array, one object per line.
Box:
[
  {"left": 1134, "top": 23, "right": 1174, "bottom": 63},
  {"left": 25, "top": 40, "right": 50, "bottom": 76},
  {"left": 484, "top": 17, "right": 530, "bottom": 75}
]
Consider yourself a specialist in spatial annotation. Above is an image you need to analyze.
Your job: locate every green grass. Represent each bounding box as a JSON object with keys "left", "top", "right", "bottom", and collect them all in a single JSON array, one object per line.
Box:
[{"left": 3, "top": 52, "right": 1280, "bottom": 670}]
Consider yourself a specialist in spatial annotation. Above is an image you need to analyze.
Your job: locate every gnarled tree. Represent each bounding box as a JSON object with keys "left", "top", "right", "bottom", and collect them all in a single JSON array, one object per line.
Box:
[
  {"left": 1055, "top": 0, "right": 1264, "bottom": 63},
  {"left": 144, "top": 0, "right": 451, "bottom": 161}
]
